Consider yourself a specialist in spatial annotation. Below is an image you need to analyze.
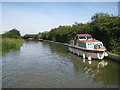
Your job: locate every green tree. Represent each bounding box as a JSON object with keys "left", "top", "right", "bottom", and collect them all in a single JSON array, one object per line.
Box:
[
  {"left": 2, "top": 28, "right": 21, "bottom": 39},
  {"left": 40, "top": 13, "right": 120, "bottom": 54},
  {"left": 23, "top": 34, "right": 38, "bottom": 39}
]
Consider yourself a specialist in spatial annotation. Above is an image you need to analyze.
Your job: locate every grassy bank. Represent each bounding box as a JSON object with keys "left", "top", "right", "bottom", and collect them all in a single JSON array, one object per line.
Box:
[
  {"left": 1, "top": 38, "right": 25, "bottom": 55},
  {"left": 107, "top": 52, "right": 120, "bottom": 57},
  {"left": 107, "top": 52, "right": 120, "bottom": 61}
]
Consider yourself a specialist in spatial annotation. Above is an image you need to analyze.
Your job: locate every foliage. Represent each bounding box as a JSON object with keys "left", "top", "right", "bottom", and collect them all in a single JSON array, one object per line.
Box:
[
  {"left": 38, "top": 32, "right": 42, "bottom": 39},
  {"left": 90, "top": 13, "right": 120, "bottom": 52},
  {"left": 22, "top": 34, "right": 38, "bottom": 39},
  {"left": 1, "top": 38, "right": 25, "bottom": 55},
  {"left": 2, "top": 28, "right": 21, "bottom": 39},
  {"left": 1, "top": 29, "right": 25, "bottom": 54},
  {"left": 41, "top": 13, "right": 120, "bottom": 54}
]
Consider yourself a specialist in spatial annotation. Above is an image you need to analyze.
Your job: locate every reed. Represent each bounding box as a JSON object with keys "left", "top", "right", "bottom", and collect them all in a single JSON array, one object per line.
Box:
[{"left": 1, "top": 38, "right": 25, "bottom": 54}]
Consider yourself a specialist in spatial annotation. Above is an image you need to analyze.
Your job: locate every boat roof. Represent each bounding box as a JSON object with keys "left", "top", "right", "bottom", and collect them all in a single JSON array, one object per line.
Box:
[
  {"left": 80, "top": 40, "right": 102, "bottom": 43},
  {"left": 76, "top": 34, "right": 92, "bottom": 37}
]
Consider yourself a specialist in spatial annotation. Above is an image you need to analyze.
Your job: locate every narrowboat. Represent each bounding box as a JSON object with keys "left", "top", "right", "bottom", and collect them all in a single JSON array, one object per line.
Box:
[{"left": 68, "top": 34, "right": 108, "bottom": 60}]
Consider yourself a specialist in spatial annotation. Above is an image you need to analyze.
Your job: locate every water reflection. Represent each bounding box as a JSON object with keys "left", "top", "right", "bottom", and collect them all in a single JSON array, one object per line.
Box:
[
  {"left": 97, "top": 60, "right": 108, "bottom": 68},
  {"left": 88, "top": 60, "right": 91, "bottom": 64},
  {"left": 83, "top": 59, "right": 86, "bottom": 63},
  {"left": 75, "top": 59, "right": 118, "bottom": 87},
  {"left": 2, "top": 41, "right": 119, "bottom": 88},
  {"left": 46, "top": 41, "right": 119, "bottom": 88}
]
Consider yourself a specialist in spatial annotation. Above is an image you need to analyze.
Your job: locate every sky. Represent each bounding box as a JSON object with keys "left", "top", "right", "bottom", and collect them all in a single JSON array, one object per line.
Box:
[{"left": 1, "top": 2, "right": 118, "bottom": 35}]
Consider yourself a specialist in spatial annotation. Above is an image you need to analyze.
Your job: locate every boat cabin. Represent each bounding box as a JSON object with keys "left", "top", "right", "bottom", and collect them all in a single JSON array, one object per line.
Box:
[
  {"left": 76, "top": 34, "right": 93, "bottom": 40},
  {"left": 69, "top": 34, "right": 105, "bottom": 50}
]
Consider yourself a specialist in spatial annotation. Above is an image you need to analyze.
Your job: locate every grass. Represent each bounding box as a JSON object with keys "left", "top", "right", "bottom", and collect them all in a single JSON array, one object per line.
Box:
[
  {"left": 107, "top": 52, "right": 120, "bottom": 58},
  {"left": 0, "top": 38, "right": 25, "bottom": 55}
]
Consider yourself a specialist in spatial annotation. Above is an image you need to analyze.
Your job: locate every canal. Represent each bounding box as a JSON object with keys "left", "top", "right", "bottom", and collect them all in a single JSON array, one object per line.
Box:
[{"left": 2, "top": 41, "right": 120, "bottom": 88}]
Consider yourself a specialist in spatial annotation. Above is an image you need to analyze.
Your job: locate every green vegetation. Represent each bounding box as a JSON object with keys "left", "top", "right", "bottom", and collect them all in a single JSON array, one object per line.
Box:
[
  {"left": 41, "top": 13, "right": 120, "bottom": 55},
  {"left": 2, "top": 28, "right": 21, "bottom": 39},
  {"left": 22, "top": 34, "right": 38, "bottom": 39},
  {"left": 1, "top": 29, "right": 25, "bottom": 54},
  {"left": 2, "top": 38, "right": 25, "bottom": 54},
  {"left": 1, "top": 13, "right": 119, "bottom": 55},
  {"left": 107, "top": 52, "right": 120, "bottom": 58},
  {"left": 22, "top": 32, "right": 42, "bottom": 40}
]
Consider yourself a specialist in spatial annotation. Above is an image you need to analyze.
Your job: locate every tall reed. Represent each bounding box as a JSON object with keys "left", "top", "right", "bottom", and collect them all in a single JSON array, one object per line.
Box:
[{"left": 1, "top": 38, "right": 25, "bottom": 54}]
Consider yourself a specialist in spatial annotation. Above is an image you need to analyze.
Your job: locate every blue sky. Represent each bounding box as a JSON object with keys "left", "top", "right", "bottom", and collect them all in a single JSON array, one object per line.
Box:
[{"left": 2, "top": 2, "right": 118, "bottom": 35}]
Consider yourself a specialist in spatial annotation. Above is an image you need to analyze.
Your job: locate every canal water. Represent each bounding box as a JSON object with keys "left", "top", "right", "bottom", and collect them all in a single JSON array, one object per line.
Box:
[{"left": 2, "top": 41, "right": 120, "bottom": 88}]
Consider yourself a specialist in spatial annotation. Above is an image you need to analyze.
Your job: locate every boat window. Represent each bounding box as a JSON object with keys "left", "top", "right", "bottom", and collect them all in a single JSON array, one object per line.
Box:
[
  {"left": 78, "top": 41, "right": 86, "bottom": 48},
  {"left": 78, "top": 36, "right": 86, "bottom": 39},
  {"left": 78, "top": 36, "right": 92, "bottom": 40},
  {"left": 94, "top": 43, "right": 103, "bottom": 49},
  {"left": 86, "top": 36, "right": 92, "bottom": 39},
  {"left": 87, "top": 43, "right": 94, "bottom": 48},
  {"left": 87, "top": 43, "right": 103, "bottom": 49},
  {"left": 97, "top": 43, "right": 103, "bottom": 47}
]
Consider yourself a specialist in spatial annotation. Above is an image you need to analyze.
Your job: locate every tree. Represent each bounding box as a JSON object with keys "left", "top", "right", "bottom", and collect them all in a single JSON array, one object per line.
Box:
[
  {"left": 38, "top": 13, "right": 120, "bottom": 54},
  {"left": 2, "top": 28, "right": 21, "bottom": 39},
  {"left": 23, "top": 34, "right": 38, "bottom": 39}
]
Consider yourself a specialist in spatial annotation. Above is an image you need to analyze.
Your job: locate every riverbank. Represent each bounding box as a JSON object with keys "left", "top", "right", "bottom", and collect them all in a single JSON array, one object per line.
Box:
[
  {"left": 107, "top": 52, "right": 120, "bottom": 61},
  {"left": 43, "top": 40, "right": 120, "bottom": 61},
  {"left": 1, "top": 38, "right": 25, "bottom": 55}
]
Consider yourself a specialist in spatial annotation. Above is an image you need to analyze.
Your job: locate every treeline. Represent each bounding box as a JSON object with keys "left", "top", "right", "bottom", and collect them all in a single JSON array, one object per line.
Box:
[
  {"left": 22, "top": 34, "right": 38, "bottom": 39},
  {"left": 1, "top": 28, "right": 41, "bottom": 40},
  {"left": 41, "top": 13, "right": 120, "bottom": 54},
  {"left": 1, "top": 13, "right": 120, "bottom": 54}
]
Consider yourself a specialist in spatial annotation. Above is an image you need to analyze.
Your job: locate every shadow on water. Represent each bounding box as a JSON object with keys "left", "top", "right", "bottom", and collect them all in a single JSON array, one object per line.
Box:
[{"left": 43, "top": 41, "right": 119, "bottom": 88}]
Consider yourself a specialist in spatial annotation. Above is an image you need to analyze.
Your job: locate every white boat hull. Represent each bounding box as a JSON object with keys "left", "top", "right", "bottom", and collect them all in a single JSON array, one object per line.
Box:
[{"left": 68, "top": 46, "right": 108, "bottom": 60}]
